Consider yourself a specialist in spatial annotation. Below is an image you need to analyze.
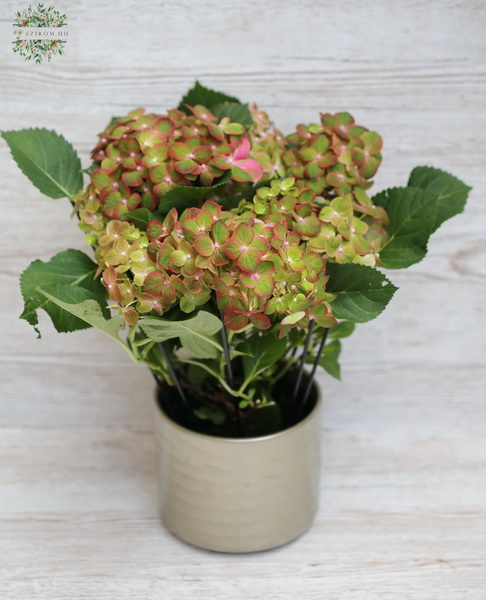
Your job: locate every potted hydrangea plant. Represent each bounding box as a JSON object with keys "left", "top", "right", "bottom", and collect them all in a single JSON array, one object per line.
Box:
[{"left": 2, "top": 82, "right": 471, "bottom": 553}]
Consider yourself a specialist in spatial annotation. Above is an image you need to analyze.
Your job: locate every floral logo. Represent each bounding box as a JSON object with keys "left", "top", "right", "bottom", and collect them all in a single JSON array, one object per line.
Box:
[{"left": 12, "top": 3, "right": 68, "bottom": 64}]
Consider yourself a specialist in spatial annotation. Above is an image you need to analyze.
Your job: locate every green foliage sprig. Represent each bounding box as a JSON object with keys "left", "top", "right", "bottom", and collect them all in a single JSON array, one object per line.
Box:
[{"left": 2, "top": 81, "right": 471, "bottom": 437}]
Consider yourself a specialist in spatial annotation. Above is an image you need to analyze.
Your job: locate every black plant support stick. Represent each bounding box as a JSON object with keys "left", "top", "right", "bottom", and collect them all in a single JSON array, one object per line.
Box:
[
  {"left": 219, "top": 311, "right": 242, "bottom": 431},
  {"left": 299, "top": 327, "right": 329, "bottom": 418},
  {"left": 292, "top": 319, "right": 316, "bottom": 406},
  {"left": 156, "top": 341, "right": 192, "bottom": 421},
  {"left": 219, "top": 312, "right": 234, "bottom": 389}
]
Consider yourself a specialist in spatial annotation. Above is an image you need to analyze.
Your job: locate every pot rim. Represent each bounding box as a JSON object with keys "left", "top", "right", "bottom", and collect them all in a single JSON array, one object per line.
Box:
[{"left": 154, "top": 384, "right": 321, "bottom": 445}]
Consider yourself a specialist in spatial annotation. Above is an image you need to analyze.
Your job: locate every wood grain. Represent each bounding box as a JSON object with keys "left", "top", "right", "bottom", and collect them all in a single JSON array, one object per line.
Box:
[{"left": 0, "top": 0, "right": 485, "bottom": 597}]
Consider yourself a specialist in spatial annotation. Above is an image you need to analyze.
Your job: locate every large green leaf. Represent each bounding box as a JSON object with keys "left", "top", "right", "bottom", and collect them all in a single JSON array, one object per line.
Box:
[
  {"left": 36, "top": 290, "right": 126, "bottom": 348},
  {"left": 211, "top": 102, "right": 253, "bottom": 128},
  {"left": 372, "top": 186, "right": 439, "bottom": 269},
  {"left": 408, "top": 166, "right": 471, "bottom": 232},
  {"left": 34, "top": 284, "right": 105, "bottom": 335},
  {"left": 241, "top": 333, "right": 288, "bottom": 380},
  {"left": 326, "top": 263, "right": 398, "bottom": 323},
  {"left": 1, "top": 128, "right": 83, "bottom": 199},
  {"left": 20, "top": 249, "right": 107, "bottom": 336},
  {"left": 139, "top": 311, "right": 223, "bottom": 359},
  {"left": 156, "top": 172, "right": 232, "bottom": 215},
  {"left": 178, "top": 81, "right": 241, "bottom": 114}
]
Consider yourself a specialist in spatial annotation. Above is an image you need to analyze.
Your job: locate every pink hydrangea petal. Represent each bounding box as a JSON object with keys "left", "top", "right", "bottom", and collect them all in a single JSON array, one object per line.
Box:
[
  {"left": 233, "top": 158, "right": 263, "bottom": 183},
  {"left": 232, "top": 138, "right": 251, "bottom": 161}
]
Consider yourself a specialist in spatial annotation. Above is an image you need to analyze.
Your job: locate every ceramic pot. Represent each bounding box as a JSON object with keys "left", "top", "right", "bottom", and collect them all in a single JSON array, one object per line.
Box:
[{"left": 153, "top": 388, "right": 322, "bottom": 553}]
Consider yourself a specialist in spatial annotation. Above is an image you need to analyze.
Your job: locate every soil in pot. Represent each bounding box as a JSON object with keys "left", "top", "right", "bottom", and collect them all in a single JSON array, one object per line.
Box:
[{"left": 156, "top": 364, "right": 318, "bottom": 439}]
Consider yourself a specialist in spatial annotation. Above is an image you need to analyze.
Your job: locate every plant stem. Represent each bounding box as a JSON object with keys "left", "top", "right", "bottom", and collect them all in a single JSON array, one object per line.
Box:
[
  {"left": 267, "top": 355, "right": 294, "bottom": 385},
  {"left": 299, "top": 327, "right": 329, "bottom": 419},
  {"left": 292, "top": 319, "right": 315, "bottom": 406},
  {"left": 181, "top": 358, "right": 248, "bottom": 398},
  {"left": 157, "top": 341, "right": 193, "bottom": 422}
]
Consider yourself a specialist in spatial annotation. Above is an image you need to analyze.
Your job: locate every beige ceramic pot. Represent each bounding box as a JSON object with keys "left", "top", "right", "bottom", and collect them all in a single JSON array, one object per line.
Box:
[{"left": 153, "top": 389, "right": 322, "bottom": 553}]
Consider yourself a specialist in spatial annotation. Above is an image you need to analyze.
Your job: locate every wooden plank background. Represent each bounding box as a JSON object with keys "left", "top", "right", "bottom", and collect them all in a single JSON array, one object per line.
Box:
[{"left": 0, "top": 1, "right": 485, "bottom": 598}]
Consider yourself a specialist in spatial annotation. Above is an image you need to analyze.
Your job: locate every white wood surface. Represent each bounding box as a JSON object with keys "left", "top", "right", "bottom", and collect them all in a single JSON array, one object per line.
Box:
[{"left": 0, "top": 1, "right": 485, "bottom": 598}]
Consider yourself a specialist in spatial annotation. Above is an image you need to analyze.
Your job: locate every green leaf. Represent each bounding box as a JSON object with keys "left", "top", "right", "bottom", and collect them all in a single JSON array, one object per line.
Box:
[
  {"left": 108, "top": 116, "right": 123, "bottom": 126},
  {"left": 194, "top": 406, "right": 227, "bottom": 426},
  {"left": 36, "top": 290, "right": 126, "bottom": 349},
  {"left": 1, "top": 128, "right": 83, "bottom": 199},
  {"left": 306, "top": 339, "right": 342, "bottom": 380},
  {"left": 81, "top": 163, "right": 98, "bottom": 175},
  {"left": 372, "top": 186, "right": 439, "bottom": 269},
  {"left": 211, "top": 102, "right": 253, "bottom": 128},
  {"left": 122, "top": 207, "right": 158, "bottom": 230},
  {"left": 319, "top": 340, "right": 342, "bottom": 380},
  {"left": 408, "top": 166, "right": 471, "bottom": 233},
  {"left": 328, "top": 320, "right": 355, "bottom": 339},
  {"left": 34, "top": 284, "right": 105, "bottom": 334},
  {"left": 139, "top": 311, "right": 223, "bottom": 359},
  {"left": 187, "top": 363, "right": 208, "bottom": 387},
  {"left": 326, "top": 263, "right": 398, "bottom": 323},
  {"left": 156, "top": 172, "right": 232, "bottom": 215},
  {"left": 281, "top": 311, "right": 306, "bottom": 326},
  {"left": 178, "top": 81, "right": 241, "bottom": 114},
  {"left": 20, "top": 249, "right": 107, "bottom": 336},
  {"left": 241, "top": 333, "right": 287, "bottom": 380}
]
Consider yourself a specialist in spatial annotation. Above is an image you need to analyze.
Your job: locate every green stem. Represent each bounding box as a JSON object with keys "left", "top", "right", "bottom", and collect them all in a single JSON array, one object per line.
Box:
[
  {"left": 267, "top": 354, "right": 295, "bottom": 385},
  {"left": 127, "top": 327, "right": 170, "bottom": 380},
  {"left": 182, "top": 358, "right": 252, "bottom": 401}
]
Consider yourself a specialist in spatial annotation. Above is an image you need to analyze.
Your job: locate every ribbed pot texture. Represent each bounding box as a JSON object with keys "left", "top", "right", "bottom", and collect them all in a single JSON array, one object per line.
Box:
[{"left": 153, "top": 391, "right": 322, "bottom": 553}]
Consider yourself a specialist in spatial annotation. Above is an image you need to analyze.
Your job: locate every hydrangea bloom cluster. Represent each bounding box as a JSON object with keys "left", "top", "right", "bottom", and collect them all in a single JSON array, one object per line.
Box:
[
  {"left": 75, "top": 102, "right": 387, "bottom": 334},
  {"left": 88, "top": 105, "right": 262, "bottom": 219},
  {"left": 283, "top": 112, "right": 383, "bottom": 195}
]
